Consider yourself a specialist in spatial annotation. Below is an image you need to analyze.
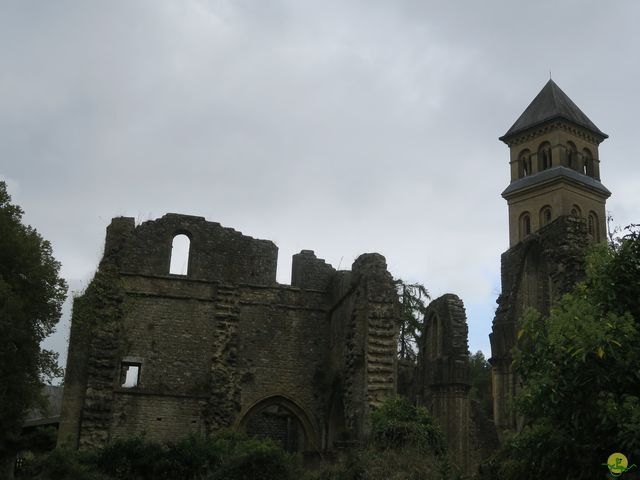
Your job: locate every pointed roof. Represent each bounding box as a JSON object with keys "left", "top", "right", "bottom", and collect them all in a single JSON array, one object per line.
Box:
[{"left": 500, "top": 79, "right": 607, "bottom": 142}]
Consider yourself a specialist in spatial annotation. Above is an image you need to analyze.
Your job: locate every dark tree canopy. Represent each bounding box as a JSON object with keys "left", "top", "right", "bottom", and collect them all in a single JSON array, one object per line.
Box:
[
  {"left": 0, "top": 181, "right": 67, "bottom": 464},
  {"left": 395, "top": 279, "right": 429, "bottom": 361},
  {"left": 469, "top": 351, "right": 492, "bottom": 418}
]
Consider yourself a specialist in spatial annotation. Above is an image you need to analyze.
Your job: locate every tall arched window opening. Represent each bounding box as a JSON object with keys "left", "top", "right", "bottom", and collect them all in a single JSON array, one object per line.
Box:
[
  {"left": 540, "top": 206, "right": 552, "bottom": 227},
  {"left": 570, "top": 205, "right": 581, "bottom": 218},
  {"left": 169, "top": 234, "right": 191, "bottom": 275},
  {"left": 588, "top": 212, "right": 599, "bottom": 242},
  {"left": 582, "top": 148, "right": 594, "bottom": 177},
  {"left": 538, "top": 143, "right": 552, "bottom": 171},
  {"left": 519, "top": 150, "right": 532, "bottom": 177},
  {"left": 520, "top": 212, "right": 531, "bottom": 241},
  {"left": 566, "top": 142, "right": 577, "bottom": 170}
]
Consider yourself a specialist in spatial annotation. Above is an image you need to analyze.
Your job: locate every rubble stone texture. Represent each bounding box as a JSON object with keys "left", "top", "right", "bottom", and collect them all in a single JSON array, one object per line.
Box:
[{"left": 58, "top": 213, "right": 476, "bottom": 468}]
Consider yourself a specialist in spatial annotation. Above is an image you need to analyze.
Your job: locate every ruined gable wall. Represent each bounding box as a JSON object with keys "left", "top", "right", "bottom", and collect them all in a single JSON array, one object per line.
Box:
[
  {"left": 110, "top": 213, "right": 278, "bottom": 284},
  {"left": 59, "top": 214, "right": 402, "bottom": 453},
  {"left": 59, "top": 214, "right": 347, "bottom": 451}
]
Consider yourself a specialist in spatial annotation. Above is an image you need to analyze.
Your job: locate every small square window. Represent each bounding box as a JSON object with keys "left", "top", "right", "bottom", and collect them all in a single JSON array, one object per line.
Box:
[{"left": 121, "top": 362, "right": 141, "bottom": 388}]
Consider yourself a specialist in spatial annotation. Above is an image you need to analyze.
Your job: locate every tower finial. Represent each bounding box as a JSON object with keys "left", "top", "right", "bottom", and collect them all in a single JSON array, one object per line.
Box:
[{"left": 549, "top": 69, "right": 552, "bottom": 80}]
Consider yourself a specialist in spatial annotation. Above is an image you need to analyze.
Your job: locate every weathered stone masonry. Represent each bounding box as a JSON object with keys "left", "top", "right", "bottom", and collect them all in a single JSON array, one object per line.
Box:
[{"left": 58, "top": 214, "right": 404, "bottom": 453}]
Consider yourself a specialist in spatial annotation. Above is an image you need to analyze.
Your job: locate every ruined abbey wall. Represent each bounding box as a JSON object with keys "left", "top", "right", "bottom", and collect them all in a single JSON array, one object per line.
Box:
[{"left": 58, "top": 214, "right": 402, "bottom": 453}]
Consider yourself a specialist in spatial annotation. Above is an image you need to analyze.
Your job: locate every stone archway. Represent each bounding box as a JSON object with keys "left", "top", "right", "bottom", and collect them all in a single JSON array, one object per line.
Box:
[{"left": 235, "top": 395, "right": 320, "bottom": 453}]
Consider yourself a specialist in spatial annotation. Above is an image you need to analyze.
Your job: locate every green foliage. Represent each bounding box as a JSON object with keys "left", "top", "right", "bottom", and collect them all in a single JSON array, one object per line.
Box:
[
  {"left": 309, "top": 446, "right": 460, "bottom": 480},
  {"left": 87, "top": 437, "right": 168, "bottom": 480},
  {"left": 36, "top": 448, "right": 101, "bottom": 480},
  {"left": 484, "top": 225, "right": 640, "bottom": 479},
  {"left": 0, "top": 181, "right": 67, "bottom": 463},
  {"left": 209, "top": 434, "right": 296, "bottom": 480},
  {"left": 587, "top": 225, "right": 640, "bottom": 321},
  {"left": 371, "top": 396, "right": 445, "bottom": 455},
  {"left": 395, "top": 280, "right": 430, "bottom": 361},
  {"left": 35, "top": 431, "right": 299, "bottom": 480},
  {"left": 468, "top": 351, "right": 492, "bottom": 418}
]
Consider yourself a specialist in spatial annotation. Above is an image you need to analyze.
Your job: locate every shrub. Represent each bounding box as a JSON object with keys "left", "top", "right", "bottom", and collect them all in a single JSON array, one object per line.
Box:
[
  {"left": 209, "top": 435, "right": 297, "bottom": 480},
  {"left": 36, "top": 448, "right": 100, "bottom": 480},
  {"left": 86, "top": 436, "right": 168, "bottom": 480},
  {"left": 371, "top": 396, "right": 445, "bottom": 454}
]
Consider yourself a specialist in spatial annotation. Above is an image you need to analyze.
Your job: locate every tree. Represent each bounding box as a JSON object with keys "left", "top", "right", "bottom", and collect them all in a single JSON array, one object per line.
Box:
[
  {"left": 394, "top": 279, "right": 429, "bottom": 361},
  {"left": 483, "top": 226, "right": 640, "bottom": 479},
  {"left": 0, "top": 181, "right": 67, "bottom": 472},
  {"left": 469, "top": 350, "right": 492, "bottom": 418}
]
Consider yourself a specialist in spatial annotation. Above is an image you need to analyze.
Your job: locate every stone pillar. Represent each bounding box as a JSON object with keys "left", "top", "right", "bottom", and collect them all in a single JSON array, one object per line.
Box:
[{"left": 419, "top": 294, "right": 471, "bottom": 472}]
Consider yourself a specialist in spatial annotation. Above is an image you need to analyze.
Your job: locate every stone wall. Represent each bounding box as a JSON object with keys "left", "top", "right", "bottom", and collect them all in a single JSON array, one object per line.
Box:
[
  {"left": 489, "top": 215, "right": 592, "bottom": 435},
  {"left": 59, "top": 215, "right": 401, "bottom": 453}
]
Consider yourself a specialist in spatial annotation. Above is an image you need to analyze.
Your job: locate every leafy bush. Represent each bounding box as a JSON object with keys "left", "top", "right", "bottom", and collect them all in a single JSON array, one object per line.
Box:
[
  {"left": 209, "top": 435, "right": 297, "bottom": 480},
  {"left": 36, "top": 448, "right": 101, "bottom": 480},
  {"left": 86, "top": 437, "right": 167, "bottom": 480},
  {"left": 371, "top": 396, "right": 445, "bottom": 454},
  {"left": 34, "top": 431, "right": 299, "bottom": 480}
]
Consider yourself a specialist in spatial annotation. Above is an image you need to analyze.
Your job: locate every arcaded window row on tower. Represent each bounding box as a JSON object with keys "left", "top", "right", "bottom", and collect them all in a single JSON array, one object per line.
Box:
[
  {"left": 518, "top": 142, "right": 595, "bottom": 178},
  {"left": 518, "top": 207, "right": 599, "bottom": 242}
]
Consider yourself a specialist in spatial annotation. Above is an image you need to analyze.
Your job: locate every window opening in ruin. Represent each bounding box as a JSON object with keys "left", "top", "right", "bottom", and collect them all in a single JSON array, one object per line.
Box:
[
  {"left": 588, "top": 212, "right": 598, "bottom": 241},
  {"left": 169, "top": 234, "right": 190, "bottom": 275},
  {"left": 582, "top": 149, "right": 594, "bottom": 177},
  {"left": 571, "top": 205, "right": 581, "bottom": 217},
  {"left": 520, "top": 213, "right": 531, "bottom": 240},
  {"left": 121, "top": 363, "right": 140, "bottom": 388},
  {"left": 566, "top": 142, "right": 577, "bottom": 169},
  {"left": 519, "top": 150, "right": 531, "bottom": 177},
  {"left": 540, "top": 207, "right": 552, "bottom": 227},
  {"left": 538, "top": 143, "right": 552, "bottom": 171}
]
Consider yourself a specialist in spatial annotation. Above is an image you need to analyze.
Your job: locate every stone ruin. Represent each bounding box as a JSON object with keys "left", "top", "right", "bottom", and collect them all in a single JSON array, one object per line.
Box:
[{"left": 58, "top": 213, "right": 478, "bottom": 470}]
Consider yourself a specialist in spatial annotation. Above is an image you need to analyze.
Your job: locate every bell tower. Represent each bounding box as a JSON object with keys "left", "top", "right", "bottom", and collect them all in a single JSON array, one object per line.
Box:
[
  {"left": 500, "top": 79, "right": 610, "bottom": 246},
  {"left": 490, "top": 80, "right": 612, "bottom": 436}
]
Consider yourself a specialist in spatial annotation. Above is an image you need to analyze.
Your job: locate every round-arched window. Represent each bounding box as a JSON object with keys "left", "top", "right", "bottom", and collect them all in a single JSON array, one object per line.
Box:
[
  {"left": 169, "top": 234, "right": 191, "bottom": 275},
  {"left": 520, "top": 212, "right": 531, "bottom": 240},
  {"left": 540, "top": 206, "right": 552, "bottom": 227},
  {"left": 538, "top": 142, "right": 552, "bottom": 171}
]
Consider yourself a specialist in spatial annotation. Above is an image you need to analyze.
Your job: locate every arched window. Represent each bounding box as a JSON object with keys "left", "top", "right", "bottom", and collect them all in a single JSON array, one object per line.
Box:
[
  {"left": 428, "top": 312, "right": 443, "bottom": 359},
  {"left": 588, "top": 212, "right": 599, "bottom": 242},
  {"left": 538, "top": 142, "right": 552, "bottom": 171},
  {"left": 582, "top": 148, "right": 594, "bottom": 177},
  {"left": 566, "top": 142, "right": 577, "bottom": 170},
  {"left": 540, "top": 206, "right": 552, "bottom": 227},
  {"left": 169, "top": 234, "right": 190, "bottom": 275},
  {"left": 519, "top": 212, "right": 531, "bottom": 240},
  {"left": 570, "top": 204, "right": 582, "bottom": 218},
  {"left": 519, "top": 149, "right": 532, "bottom": 177}
]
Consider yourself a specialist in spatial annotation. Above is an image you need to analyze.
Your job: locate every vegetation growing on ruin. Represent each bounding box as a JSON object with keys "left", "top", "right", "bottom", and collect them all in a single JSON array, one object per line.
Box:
[
  {"left": 480, "top": 226, "right": 640, "bottom": 479},
  {"left": 27, "top": 397, "right": 464, "bottom": 480},
  {"left": 468, "top": 351, "right": 492, "bottom": 418},
  {"left": 29, "top": 431, "right": 299, "bottom": 480}
]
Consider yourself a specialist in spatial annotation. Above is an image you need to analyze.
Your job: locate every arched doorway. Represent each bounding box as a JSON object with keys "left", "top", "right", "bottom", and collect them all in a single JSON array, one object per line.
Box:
[{"left": 235, "top": 395, "right": 319, "bottom": 453}]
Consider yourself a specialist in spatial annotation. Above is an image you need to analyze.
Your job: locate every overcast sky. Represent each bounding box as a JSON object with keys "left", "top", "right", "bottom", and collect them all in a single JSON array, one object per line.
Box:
[{"left": 2, "top": 1, "right": 639, "bottom": 372}]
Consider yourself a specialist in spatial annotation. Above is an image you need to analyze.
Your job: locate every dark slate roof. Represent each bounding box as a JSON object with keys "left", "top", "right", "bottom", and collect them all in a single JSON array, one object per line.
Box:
[
  {"left": 500, "top": 80, "right": 607, "bottom": 142},
  {"left": 502, "top": 166, "right": 611, "bottom": 198}
]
